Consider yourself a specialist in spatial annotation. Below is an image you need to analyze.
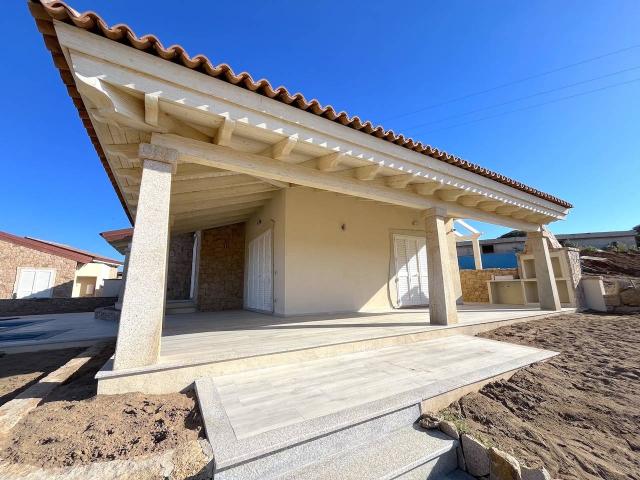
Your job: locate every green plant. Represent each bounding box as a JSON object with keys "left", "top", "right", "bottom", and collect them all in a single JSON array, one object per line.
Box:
[{"left": 581, "top": 246, "right": 599, "bottom": 254}]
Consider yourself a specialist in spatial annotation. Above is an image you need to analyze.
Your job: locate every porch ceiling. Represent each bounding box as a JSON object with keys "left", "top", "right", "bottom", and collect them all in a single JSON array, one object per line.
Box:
[{"left": 43, "top": 18, "right": 571, "bottom": 233}]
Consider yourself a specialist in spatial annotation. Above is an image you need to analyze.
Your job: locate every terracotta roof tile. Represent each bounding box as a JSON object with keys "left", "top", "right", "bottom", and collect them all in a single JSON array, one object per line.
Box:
[
  {"left": 0, "top": 231, "right": 122, "bottom": 265},
  {"left": 28, "top": 0, "right": 572, "bottom": 209}
]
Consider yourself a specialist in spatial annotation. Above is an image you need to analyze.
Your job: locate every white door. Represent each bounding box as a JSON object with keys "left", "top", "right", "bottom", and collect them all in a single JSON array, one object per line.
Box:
[
  {"left": 16, "top": 268, "right": 55, "bottom": 299},
  {"left": 393, "top": 235, "right": 429, "bottom": 307},
  {"left": 246, "top": 230, "right": 273, "bottom": 312}
]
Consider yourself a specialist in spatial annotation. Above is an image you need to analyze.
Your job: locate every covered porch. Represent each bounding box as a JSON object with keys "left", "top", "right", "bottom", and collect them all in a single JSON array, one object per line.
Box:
[
  {"left": 95, "top": 304, "right": 572, "bottom": 394},
  {"left": 33, "top": 8, "right": 574, "bottom": 395}
]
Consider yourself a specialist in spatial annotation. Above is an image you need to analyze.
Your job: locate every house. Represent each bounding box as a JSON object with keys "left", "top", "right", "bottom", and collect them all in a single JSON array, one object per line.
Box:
[
  {"left": 0, "top": 231, "right": 121, "bottom": 299},
  {"left": 456, "top": 229, "right": 638, "bottom": 269},
  {"left": 29, "top": 0, "right": 573, "bottom": 372},
  {"left": 29, "top": 2, "right": 580, "bottom": 476},
  {"left": 457, "top": 229, "right": 637, "bottom": 257}
]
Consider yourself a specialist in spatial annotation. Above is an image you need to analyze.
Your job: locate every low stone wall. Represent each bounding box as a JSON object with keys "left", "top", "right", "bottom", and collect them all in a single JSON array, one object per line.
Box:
[
  {"left": 0, "top": 297, "right": 117, "bottom": 317},
  {"left": 460, "top": 268, "right": 519, "bottom": 303},
  {"left": 419, "top": 413, "right": 551, "bottom": 479},
  {"left": 603, "top": 277, "right": 640, "bottom": 312}
]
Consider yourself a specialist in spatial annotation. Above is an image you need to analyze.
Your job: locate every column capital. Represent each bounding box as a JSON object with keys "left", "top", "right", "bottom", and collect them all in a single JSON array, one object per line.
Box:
[
  {"left": 421, "top": 207, "right": 448, "bottom": 219},
  {"left": 139, "top": 143, "right": 178, "bottom": 173}
]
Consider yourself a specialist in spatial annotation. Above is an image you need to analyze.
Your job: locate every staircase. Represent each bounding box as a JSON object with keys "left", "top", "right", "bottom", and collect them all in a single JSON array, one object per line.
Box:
[
  {"left": 165, "top": 299, "right": 197, "bottom": 315},
  {"left": 196, "top": 380, "right": 472, "bottom": 480}
]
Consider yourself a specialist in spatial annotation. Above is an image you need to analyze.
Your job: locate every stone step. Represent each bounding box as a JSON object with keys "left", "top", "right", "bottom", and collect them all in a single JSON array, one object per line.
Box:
[
  {"left": 197, "top": 374, "right": 423, "bottom": 480},
  {"left": 274, "top": 425, "right": 460, "bottom": 480},
  {"left": 165, "top": 300, "right": 197, "bottom": 315}
]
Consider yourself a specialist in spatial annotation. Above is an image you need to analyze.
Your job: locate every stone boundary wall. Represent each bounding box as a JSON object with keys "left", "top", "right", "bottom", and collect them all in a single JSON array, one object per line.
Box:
[
  {"left": 460, "top": 268, "right": 519, "bottom": 303},
  {"left": 0, "top": 297, "right": 117, "bottom": 317},
  {"left": 603, "top": 277, "right": 640, "bottom": 312}
]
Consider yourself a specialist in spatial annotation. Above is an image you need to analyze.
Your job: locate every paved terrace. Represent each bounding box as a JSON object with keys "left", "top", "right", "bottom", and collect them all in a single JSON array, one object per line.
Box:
[{"left": 0, "top": 305, "right": 573, "bottom": 357}]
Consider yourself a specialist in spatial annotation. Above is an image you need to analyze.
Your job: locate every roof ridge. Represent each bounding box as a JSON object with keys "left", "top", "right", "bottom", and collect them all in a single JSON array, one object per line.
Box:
[{"left": 30, "top": 0, "right": 572, "bottom": 209}]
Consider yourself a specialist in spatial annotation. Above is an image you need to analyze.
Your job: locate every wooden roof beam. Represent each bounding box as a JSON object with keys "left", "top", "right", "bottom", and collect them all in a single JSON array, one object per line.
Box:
[
  {"left": 150, "top": 134, "right": 542, "bottom": 231},
  {"left": 170, "top": 191, "right": 275, "bottom": 215},
  {"left": 354, "top": 164, "right": 382, "bottom": 181},
  {"left": 214, "top": 117, "right": 236, "bottom": 147},
  {"left": 436, "top": 188, "right": 466, "bottom": 202},
  {"left": 414, "top": 182, "right": 443, "bottom": 196},
  {"left": 262, "top": 136, "right": 298, "bottom": 161},
  {"left": 386, "top": 173, "right": 418, "bottom": 189},
  {"left": 316, "top": 152, "right": 345, "bottom": 172}
]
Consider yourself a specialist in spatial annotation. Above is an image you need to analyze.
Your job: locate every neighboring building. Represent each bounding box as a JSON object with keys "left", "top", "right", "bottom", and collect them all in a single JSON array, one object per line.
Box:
[
  {"left": 0, "top": 231, "right": 122, "bottom": 299},
  {"left": 457, "top": 230, "right": 637, "bottom": 257}
]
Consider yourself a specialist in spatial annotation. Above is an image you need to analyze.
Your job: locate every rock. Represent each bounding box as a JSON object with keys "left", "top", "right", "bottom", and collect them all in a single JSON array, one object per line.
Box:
[
  {"left": 439, "top": 420, "right": 459, "bottom": 439},
  {"left": 461, "top": 433, "right": 490, "bottom": 477},
  {"left": 456, "top": 446, "right": 467, "bottom": 472},
  {"left": 620, "top": 287, "right": 640, "bottom": 306},
  {"left": 489, "top": 447, "right": 521, "bottom": 480},
  {"left": 418, "top": 412, "right": 441, "bottom": 430},
  {"left": 521, "top": 464, "right": 551, "bottom": 480}
]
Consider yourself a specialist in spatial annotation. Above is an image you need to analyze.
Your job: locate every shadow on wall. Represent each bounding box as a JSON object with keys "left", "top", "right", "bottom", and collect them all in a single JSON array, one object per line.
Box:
[{"left": 10, "top": 279, "right": 75, "bottom": 300}]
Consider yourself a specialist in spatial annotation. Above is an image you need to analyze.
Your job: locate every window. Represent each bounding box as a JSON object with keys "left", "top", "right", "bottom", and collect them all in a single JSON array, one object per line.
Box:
[
  {"left": 15, "top": 268, "right": 56, "bottom": 299},
  {"left": 481, "top": 245, "right": 495, "bottom": 254}
]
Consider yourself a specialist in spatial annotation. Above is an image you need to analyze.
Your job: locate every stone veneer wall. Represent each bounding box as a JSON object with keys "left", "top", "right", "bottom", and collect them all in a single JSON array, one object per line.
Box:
[
  {"left": 197, "top": 223, "right": 245, "bottom": 311},
  {"left": 0, "top": 239, "right": 77, "bottom": 299},
  {"left": 166, "top": 233, "right": 194, "bottom": 301},
  {"left": 460, "top": 268, "right": 519, "bottom": 303}
]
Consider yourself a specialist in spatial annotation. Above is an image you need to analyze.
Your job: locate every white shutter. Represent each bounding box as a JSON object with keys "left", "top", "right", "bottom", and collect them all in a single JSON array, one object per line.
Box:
[
  {"left": 247, "top": 230, "right": 273, "bottom": 312},
  {"left": 16, "top": 268, "right": 54, "bottom": 299},
  {"left": 393, "top": 235, "right": 429, "bottom": 307},
  {"left": 417, "top": 240, "right": 429, "bottom": 304},
  {"left": 16, "top": 269, "right": 36, "bottom": 299},
  {"left": 394, "top": 237, "right": 411, "bottom": 306}
]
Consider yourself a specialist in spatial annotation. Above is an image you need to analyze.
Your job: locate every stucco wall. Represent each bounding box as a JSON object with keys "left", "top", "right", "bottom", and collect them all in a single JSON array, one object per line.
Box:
[
  {"left": 198, "top": 223, "right": 245, "bottom": 311},
  {"left": 280, "top": 187, "right": 424, "bottom": 315},
  {"left": 166, "top": 233, "right": 194, "bottom": 301},
  {"left": 73, "top": 262, "right": 119, "bottom": 297},
  {"left": 460, "top": 268, "right": 519, "bottom": 303},
  {"left": 0, "top": 239, "right": 77, "bottom": 299}
]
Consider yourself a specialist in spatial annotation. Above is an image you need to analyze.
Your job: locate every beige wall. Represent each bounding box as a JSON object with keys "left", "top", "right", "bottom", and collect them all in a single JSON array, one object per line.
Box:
[
  {"left": 247, "top": 187, "right": 427, "bottom": 316},
  {"left": 73, "top": 262, "right": 119, "bottom": 297}
]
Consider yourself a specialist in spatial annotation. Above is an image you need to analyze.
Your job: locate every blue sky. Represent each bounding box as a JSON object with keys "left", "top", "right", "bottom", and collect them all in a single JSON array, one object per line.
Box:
[{"left": 1, "top": 1, "right": 639, "bottom": 259}]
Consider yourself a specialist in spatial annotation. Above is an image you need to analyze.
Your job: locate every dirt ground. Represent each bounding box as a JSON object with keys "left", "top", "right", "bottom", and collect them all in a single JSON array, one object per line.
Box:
[
  {"left": 0, "top": 344, "right": 204, "bottom": 469},
  {"left": 0, "top": 347, "right": 83, "bottom": 405},
  {"left": 445, "top": 313, "right": 640, "bottom": 480},
  {"left": 581, "top": 249, "right": 640, "bottom": 278}
]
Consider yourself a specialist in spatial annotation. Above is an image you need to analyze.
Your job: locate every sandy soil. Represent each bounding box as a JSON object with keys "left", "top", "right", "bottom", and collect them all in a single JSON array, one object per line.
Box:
[
  {"left": 0, "top": 343, "right": 204, "bottom": 469},
  {"left": 444, "top": 313, "right": 640, "bottom": 480},
  {"left": 0, "top": 348, "right": 83, "bottom": 405},
  {"left": 581, "top": 249, "right": 640, "bottom": 278}
]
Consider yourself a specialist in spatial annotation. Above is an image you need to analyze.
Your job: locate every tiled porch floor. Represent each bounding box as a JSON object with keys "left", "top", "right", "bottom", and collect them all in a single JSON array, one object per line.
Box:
[{"left": 159, "top": 304, "right": 573, "bottom": 366}]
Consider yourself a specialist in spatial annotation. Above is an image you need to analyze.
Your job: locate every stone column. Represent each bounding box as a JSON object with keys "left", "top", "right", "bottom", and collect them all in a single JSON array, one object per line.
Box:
[
  {"left": 114, "top": 242, "right": 131, "bottom": 311},
  {"left": 424, "top": 208, "right": 459, "bottom": 325},
  {"left": 471, "top": 236, "right": 483, "bottom": 270},
  {"left": 445, "top": 218, "right": 463, "bottom": 305},
  {"left": 528, "top": 231, "right": 561, "bottom": 311},
  {"left": 113, "top": 144, "right": 178, "bottom": 370}
]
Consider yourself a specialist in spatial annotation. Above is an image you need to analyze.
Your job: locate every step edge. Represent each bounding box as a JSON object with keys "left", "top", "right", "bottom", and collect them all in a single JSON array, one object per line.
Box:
[
  {"left": 200, "top": 349, "right": 555, "bottom": 469},
  {"left": 269, "top": 427, "right": 458, "bottom": 480}
]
